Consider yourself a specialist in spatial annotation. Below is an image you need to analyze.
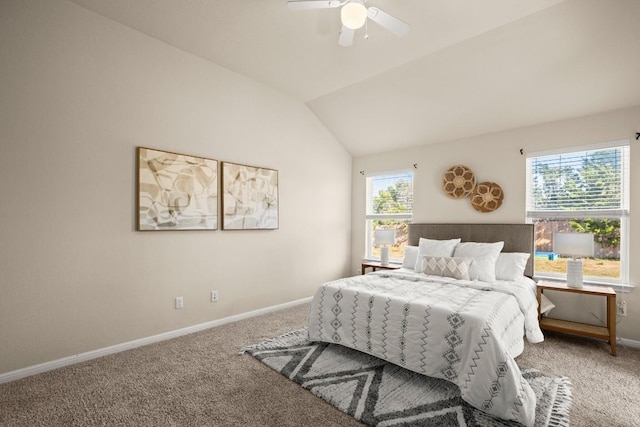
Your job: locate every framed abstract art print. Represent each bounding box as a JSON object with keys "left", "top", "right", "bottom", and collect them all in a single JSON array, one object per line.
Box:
[
  {"left": 221, "top": 162, "right": 279, "bottom": 230},
  {"left": 137, "top": 147, "right": 218, "bottom": 231}
]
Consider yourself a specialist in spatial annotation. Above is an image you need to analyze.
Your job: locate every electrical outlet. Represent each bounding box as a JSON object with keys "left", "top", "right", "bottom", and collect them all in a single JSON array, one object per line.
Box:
[
  {"left": 617, "top": 300, "right": 627, "bottom": 316},
  {"left": 211, "top": 290, "right": 219, "bottom": 302},
  {"left": 175, "top": 296, "right": 184, "bottom": 309}
]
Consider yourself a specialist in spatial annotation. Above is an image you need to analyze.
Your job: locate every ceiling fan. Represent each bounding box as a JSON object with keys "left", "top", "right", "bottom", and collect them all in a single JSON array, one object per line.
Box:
[{"left": 286, "top": 0, "right": 410, "bottom": 47}]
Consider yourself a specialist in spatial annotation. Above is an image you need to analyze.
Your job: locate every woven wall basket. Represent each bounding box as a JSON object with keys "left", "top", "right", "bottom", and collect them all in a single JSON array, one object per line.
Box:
[
  {"left": 442, "top": 165, "right": 476, "bottom": 199},
  {"left": 470, "top": 181, "right": 504, "bottom": 212}
]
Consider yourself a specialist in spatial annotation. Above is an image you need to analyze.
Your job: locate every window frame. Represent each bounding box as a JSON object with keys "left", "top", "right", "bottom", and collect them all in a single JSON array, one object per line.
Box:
[
  {"left": 525, "top": 140, "right": 630, "bottom": 285},
  {"left": 365, "top": 169, "right": 414, "bottom": 263}
]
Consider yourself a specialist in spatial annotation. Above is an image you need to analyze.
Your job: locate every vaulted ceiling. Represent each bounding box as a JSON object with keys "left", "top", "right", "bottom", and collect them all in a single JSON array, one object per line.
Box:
[{"left": 69, "top": 0, "right": 640, "bottom": 157}]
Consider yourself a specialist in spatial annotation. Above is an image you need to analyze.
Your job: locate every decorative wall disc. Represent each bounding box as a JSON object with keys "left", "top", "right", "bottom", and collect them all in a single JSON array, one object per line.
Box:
[
  {"left": 470, "top": 181, "right": 504, "bottom": 212},
  {"left": 442, "top": 165, "right": 476, "bottom": 199}
]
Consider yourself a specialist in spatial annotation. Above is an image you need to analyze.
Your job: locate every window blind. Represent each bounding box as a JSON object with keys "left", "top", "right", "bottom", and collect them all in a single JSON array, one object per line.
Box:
[
  {"left": 526, "top": 142, "right": 629, "bottom": 217},
  {"left": 366, "top": 172, "right": 413, "bottom": 217}
]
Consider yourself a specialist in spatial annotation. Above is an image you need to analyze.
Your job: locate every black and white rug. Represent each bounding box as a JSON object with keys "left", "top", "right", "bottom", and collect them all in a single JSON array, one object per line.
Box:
[{"left": 243, "top": 329, "right": 571, "bottom": 427}]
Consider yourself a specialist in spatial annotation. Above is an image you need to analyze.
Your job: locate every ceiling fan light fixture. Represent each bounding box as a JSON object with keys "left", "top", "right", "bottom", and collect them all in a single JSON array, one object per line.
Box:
[{"left": 341, "top": 2, "right": 367, "bottom": 30}]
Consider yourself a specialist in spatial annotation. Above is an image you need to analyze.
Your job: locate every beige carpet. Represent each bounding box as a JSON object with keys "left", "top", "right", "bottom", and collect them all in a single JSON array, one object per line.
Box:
[{"left": 1, "top": 303, "right": 638, "bottom": 426}]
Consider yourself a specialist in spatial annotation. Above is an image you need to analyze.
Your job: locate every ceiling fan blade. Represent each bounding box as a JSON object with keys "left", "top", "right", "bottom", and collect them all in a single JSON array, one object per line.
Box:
[
  {"left": 338, "top": 26, "right": 355, "bottom": 47},
  {"left": 287, "top": 0, "right": 343, "bottom": 10},
  {"left": 367, "top": 7, "right": 410, "bottom": 37}
]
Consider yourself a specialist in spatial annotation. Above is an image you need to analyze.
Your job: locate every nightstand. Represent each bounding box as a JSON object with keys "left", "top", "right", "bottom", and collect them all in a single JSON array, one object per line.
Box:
[
  {"left": 361, "top": 261, "right": 401, "bottom": 275},
  {"left": 536, "top": 280, "right": 617, "bottom": 356}
]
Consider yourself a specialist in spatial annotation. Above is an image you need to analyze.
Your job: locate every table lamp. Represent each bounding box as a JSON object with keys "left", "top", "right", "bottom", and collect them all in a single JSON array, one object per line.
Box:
[
  {"left": 374, "top": 229, "right": 396, "bottom": 266},
  {"left": 553, "top": 232, "right": 594, "bottom": 288}
]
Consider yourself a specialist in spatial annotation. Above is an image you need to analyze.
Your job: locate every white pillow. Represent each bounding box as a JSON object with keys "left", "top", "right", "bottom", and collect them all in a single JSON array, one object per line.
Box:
[
  {"left": 402, "top": 246, "right": 419, "bottom": 269},
  {"left": 421, "top": 256, "right": 473, "bottom": 280},
  {"left": 414, "top": 238, "right": 461, "bottom": 271},
  {"left": 453, "top": 241, "right": 504, "bottom": 282},
  {"left": 495, "top": 252, "right": 531, "bottom": 281}
]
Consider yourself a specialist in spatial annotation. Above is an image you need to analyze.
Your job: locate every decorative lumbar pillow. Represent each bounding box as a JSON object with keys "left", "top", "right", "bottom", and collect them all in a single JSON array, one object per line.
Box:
[
  {"left": 414, "top": 238, "right": 461, "bottom": 271},
  {"left": 453, "top": 241, "right": 504, "bottom": 282},
  {"left": 421, "top": 256, "right": 473, "bottom": 280},
  {"left": 402, "top": 245, "right": 419, "bottom": 269},
  {"left": 495, "top": 252, "right": 531, "bottom": 281}
]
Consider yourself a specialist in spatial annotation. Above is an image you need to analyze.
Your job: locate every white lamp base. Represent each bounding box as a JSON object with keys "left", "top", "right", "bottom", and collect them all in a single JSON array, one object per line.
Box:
[
  {"left": 380, "top": 246, "right": 390, "bottom": 266},
  {"left": 566, "top": 259, "right": 584, "bottom": 288}
]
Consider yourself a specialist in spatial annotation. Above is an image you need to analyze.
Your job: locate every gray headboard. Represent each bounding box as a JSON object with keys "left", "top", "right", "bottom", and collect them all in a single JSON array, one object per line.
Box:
[{"left": 408, "top": 223, "right": 534, "bottom": 277}]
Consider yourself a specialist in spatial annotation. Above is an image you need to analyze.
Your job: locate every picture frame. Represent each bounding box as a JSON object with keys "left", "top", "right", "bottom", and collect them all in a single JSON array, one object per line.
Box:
[
  {"left": 137, "top": 147, "right": 218, "bottom": 231},
  {"left": 221, "top": 161, "right": 279, "bottom": 230}
]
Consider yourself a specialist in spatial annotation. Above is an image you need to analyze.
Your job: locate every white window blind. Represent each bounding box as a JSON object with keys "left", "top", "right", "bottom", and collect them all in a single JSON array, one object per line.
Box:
[
  {"left": 526, "top": 142, "right": 630, "bottom": 218},
  {"left": 366, "top": 172, "right": 413, "bottom": 218}
]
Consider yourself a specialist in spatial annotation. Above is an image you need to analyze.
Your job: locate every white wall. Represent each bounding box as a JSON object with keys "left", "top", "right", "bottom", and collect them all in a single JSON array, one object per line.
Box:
[
  {"left": 0, "top": 0, "right": 352, "bottom": 374},
  {"left": 352, "top": 106, "right": 640, "bottom": 341}
]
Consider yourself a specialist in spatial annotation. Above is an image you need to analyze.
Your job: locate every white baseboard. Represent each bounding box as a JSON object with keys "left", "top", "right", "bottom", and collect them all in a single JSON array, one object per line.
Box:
[
  {"left": 0, "top": 297, "right": 312, "bottom": 384},
  {"left": 619, "top": 337, "right": 640, "bottom": 349}
]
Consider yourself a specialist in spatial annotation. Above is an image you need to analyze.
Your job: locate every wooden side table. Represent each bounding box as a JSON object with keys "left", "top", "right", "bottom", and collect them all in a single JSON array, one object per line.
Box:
[
  {"left": 536, "top": 280, "right": 617, "bottom": 356},
  {"left": 361, "top": 261, "right": 401, "bottom": 275}
]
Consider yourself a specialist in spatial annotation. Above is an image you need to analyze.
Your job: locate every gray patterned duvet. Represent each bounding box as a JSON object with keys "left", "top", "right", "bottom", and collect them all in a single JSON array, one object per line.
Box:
[{"left": 308, "top": 269, "right": 544, "bottom": 426}]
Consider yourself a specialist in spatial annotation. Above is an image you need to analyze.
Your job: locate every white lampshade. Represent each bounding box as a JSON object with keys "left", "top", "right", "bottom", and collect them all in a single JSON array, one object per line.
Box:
[
  {"left": 374, "top": 229, "right": 396, "bottom": 246},
  {"left": 553, "top": 233, "right": 594, "bottom": 258},
  {"left": 341, "top": 2, "right": 367, "bottom": 29}
]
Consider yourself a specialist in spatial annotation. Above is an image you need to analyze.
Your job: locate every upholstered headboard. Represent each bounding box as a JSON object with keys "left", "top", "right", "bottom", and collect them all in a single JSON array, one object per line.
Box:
[{"left": 408, "top": 223, "right": 535, "bottom": 277}]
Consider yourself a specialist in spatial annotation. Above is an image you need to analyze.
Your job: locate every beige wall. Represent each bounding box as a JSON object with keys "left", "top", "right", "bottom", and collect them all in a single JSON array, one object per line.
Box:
[
  {"left": 352, "top": 106, "right": 640, "bottom": 341},
  {"left": 0, "top": 0, "right": 352, "bottom": 374}
]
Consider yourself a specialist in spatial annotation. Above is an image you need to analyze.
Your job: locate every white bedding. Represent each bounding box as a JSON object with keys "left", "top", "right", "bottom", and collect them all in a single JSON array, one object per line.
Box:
[{"left": 308, "top": 269, "right": 544, "bottom": 426}]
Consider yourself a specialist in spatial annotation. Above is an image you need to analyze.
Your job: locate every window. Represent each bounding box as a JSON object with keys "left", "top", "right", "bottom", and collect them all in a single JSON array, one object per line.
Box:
[
  {"left": 365, "top": 171, "right": 413, "bottom": 262},
  {"left": 526, "top": 141, "right": 630, "bottom": 284}
]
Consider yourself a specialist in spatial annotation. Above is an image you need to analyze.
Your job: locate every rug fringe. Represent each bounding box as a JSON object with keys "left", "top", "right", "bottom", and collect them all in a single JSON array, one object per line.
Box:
[
  {"left": 239, "top": 328, "right": 309, "bottom": 354},
  {"left": 547, "top": 377, "right": 572, "bottom": 427}
]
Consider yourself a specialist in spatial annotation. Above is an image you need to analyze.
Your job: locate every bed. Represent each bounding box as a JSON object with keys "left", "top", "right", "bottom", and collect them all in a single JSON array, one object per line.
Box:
[{"left": 308, "top": 223, "right": 543, "bottom": 426}]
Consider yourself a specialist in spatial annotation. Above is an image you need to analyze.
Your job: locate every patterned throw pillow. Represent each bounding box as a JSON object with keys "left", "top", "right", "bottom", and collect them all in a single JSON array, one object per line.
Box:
[{"left": 421, "top": 256, "right": 473, "bottom": 280}]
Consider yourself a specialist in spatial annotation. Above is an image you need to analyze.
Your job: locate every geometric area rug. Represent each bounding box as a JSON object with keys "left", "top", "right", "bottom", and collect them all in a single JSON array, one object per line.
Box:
[{"left": 242, "top": 329, "right": 572, "bottom": 427}]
